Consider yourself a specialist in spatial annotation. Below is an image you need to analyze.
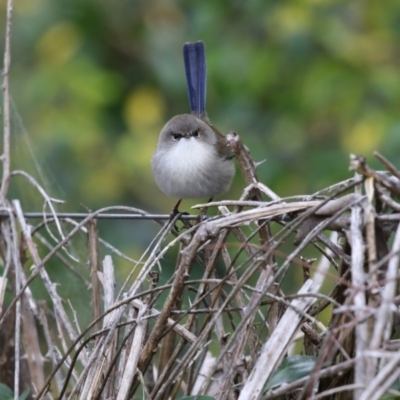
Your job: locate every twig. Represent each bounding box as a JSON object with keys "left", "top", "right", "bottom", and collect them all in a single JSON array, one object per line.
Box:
[
  {"left": 262, "top": 359, "right": 355, "bottom": 399},
  {"left": 238, "top": 279, "right": 320, "bottom": 400},
  {"left": 117, "top": 304, "right": 148, "bottom": 400},
  {"left": 0, "top": 0, "right": 13, "bottom": 200},
  {"left": 88, "top": 219, "right": 101, "bottom": 332},
  {"left": 370, "top": 222, "right": 400, "bottom": 349},
  {"left": 350, "top": 195, "right": 369, "bottom": 397}
]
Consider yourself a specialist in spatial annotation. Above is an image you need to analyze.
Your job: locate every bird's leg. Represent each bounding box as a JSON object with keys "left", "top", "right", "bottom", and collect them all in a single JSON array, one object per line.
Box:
[
  {"left": 197, "top": 197, "right": 212, "bottom": 223},
  {"left": 169, "top": 199, "right": 191, "bottom": 230},
  {"left": 170, "top": 199, "right": 183, "bottom": 220}
]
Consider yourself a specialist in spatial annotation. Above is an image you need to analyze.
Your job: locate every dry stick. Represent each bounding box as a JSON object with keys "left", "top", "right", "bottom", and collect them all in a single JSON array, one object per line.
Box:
[
  {"left": 11, "top": 170, "right": 69, "bottom": 250},
  {"left": 59, "top": 336, "right": 107, "bottom": 400},
  {"left": 169, "top": 248, "right": 238, "bottom": 399},
  {"left": 116, "top": 300, "right": 139, "bottom": 392},
  {"left": 92, "top": 324, "right": 140, "bottom": 400},
  {"left": 126, "top": 219, "right": 211, "bottom": 396},
  {"left": 31, "top": 216, "right": 139, "bottom": 266},
  {"left": 0, "top": 208, "right": 12, "bottom": 275},
  {"left": 350, "top": 154, "right": 400, "bottom": 197},
  {"left": 79, "top": 255, "right": 116, "bottom": 400},
  {"left": 90, "top": 274, "right": 175, "bottom": 399},
  {"left": 364, "top": 177, "right": 378, "bottom": 289},
  {"left": 206, "top": 258, "right": 238, "bottom": 400},
  {"left": 13, "top": 200, "right": 88, "bottom": 366},
  {"left": 35, "top": 286, "right": 196, "bottom": 399},
  {"left": 218, "top": 265, "right": 276, "bottom": 400},
  {"left": 350, "top": 197, "right": 369, "bottom": 398},
  {"left": 148, "top": 230, "right": 230, "bottom": 394},
  {"left": 299, "top": 253, "right": 356, "bottom": 395},
  {"left": 19, "top": 291, "right": 46, "bottom": 394},
  {"left": 87, "top": 219, "right": 101, "bottom": 333},
  {"left": 218, "top": 230, "right": 249, "bottom": 330},
  {"left": 181, "top": 222, "right": 266, "bottom": 398},
  {"left": 158, "top": 194, "right": 360, "bottom": 397},
  {"left": 201, "top": 231, "right": 248, "bottom": 363},
  {"left": 0, "top": 205, "right": 146, "bottom": 329},
  {"left": 70, "top": 216, "right": 187, "bottom": 398},
  {"left": 61, "top": 299, "right": 191, "bottom": 399},
  {"left": 238, "top": 279, "right": 319, "bottom": 400},
  {"left": 227, "top": 132, "right": 280, "bottom": 203},
  {"left": 0, "top": 0, "right": 15, "bottom": 391},
  {"left": 150, "top": 231, "right": 234, "bottom": 398},
  {"left": 209, "top": 132, "right": 326, "bottom": 398},
  {"left": 116, "top": 304, "right": 149, "bottom": 400},
  {"left": 0, "top": 0, "right": 13, "bottom": 199},
  {"left": 158, "top": 249, "right": 185, "bottom": 386},
  {"left": 139, "top": 241, "right": 195, "bottom": 395},
  {"left": 0, "top": 275, "right": 7, "bottom": 315},
  {"left": 4, "top": 196, "right": 345, "bottom": 333},
  {"left": 37, "top": 302, "right": 65, "bottom": 394},
  {"left": 116, "top": 210, "right": 183, "bottom": 299},
  {"left": 9, "top": 208, "right": 21, "bottom": 399},
  {"left": 315, "top": 383, "right": 364, "bottom": 399},
  {"left": 239, "top": 223, "right": 332, "bottom": 400},
  {"left": 227, "top": 131, "right": 276, "bottom": 246},
  {"left": 156, "top": 239, "right": 278, "bottom": 398},
  {"left": 61, "top": 218, "right": 139, "bottom": 264},
  {"left": 218, "top": 207, "right": 269, "bottom": 354},
  {"left": 261, "top": 359, "right": 355, "bottom": 399},
  {"left": 102, "top": 256, "right": 118, "bottom": 399},
  {"left": 66, "top": 321, "right": 125, "bottom": 398},
  {"left": 6, "top": 204, "right": 45, "bottom": 395},
  {"left": 376, "top": 184, "right": 400, "bottom": 212},
  {"left": 373, "top": 150, "right": 400, "bottom": 180},
  {"left": 34, "top": 191, "right": 354, "bottom": 396},
  {"left": 153, "top": 225, "right": 230, "bottom": 400},
  {"left": 35, "top": 232, "right": 89, "bottom": 285},
  {"left": 359, "top": 351, "right": 400, "bottom": 400},
  {"left": 370, "top": 222, "right": 400, "bottom": 350},
  {"left": 226, "top": 132, "right": 278, "bottom": 355},
  {"left": 222, "top": 198, "right": 364, "bottom": 399}
]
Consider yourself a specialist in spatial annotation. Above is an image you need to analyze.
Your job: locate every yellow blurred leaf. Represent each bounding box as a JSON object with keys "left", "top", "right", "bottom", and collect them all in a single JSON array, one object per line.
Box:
[
  {"left": 341, "top": 114, "right": 386, "bottom": 154},
  {"left": 124, "top": 87, "right": 165, "bottom": 133},
  {"left": 270, "top": 4, "right": 311, "bottom": 37},
  {"left": 36, "top": 21, "right": 81, "bottom": 65}
]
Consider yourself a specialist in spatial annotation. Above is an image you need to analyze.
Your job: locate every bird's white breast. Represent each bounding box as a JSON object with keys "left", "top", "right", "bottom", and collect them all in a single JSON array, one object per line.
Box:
[
  {"left": 152, "top": 137, "right": 234, "bottom": 199},
  {"left": 163, "top": 138, "right": 216, "bottom": 175}
]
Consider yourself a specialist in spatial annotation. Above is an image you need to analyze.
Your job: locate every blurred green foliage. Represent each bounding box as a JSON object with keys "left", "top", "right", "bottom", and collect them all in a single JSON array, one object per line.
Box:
[
  {"left": 1, "top": 0, "right": 400, "bottom": 299},
  {"left": 3, "top": 0, "right": 400, "bottom": 213}
]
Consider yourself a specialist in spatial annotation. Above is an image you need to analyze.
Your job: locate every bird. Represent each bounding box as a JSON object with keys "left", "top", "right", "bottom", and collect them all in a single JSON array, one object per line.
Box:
[{"left": 151, "top": 41, "right": 235, "bottom": 214}]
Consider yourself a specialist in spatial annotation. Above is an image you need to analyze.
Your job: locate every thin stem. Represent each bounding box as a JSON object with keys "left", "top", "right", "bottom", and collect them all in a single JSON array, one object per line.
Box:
[{"left": 0, "top": 0, "right": 13, "bottom": 200}]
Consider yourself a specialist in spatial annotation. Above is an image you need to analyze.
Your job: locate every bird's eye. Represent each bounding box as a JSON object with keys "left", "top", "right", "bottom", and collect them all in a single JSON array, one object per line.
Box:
[
  {"left": 172, "top": 133, "right": 182, "bottom": 140},
  {"left": 192, "top": 129, "right": 199, "bottom": 137}
]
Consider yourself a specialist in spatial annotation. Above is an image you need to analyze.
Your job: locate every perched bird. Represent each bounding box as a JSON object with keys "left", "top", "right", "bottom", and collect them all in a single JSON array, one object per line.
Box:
[{"left": 151, "top": 41, "right": 235, "bottom": 212}]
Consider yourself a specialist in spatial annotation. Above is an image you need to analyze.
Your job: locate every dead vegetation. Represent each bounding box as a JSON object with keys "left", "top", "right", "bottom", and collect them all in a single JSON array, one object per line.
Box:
[
  {"left": 2, "top": 130, "right": 400, "bottom": 400},
  {"left": 2, "top": 2, "right": 400, "bottom": 400}
]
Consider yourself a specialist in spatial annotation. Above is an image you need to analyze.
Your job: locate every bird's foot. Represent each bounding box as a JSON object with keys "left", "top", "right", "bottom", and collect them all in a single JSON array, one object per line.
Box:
[
  {"left": 169, "top": 199, "right": 192, "bottom": 230},
  {"left": 197, "top": 197, "right": 212, "bottom": 223}
]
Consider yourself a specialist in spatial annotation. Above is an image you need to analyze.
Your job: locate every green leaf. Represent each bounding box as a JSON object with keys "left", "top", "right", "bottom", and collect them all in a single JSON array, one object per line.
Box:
[
  {"left": 381, "top": 380, "right": 400, "bottom": 399},
  {"left": 264, "top": 355, "right": 317, "bottom": 392},
  {"left": 0, "top": 385, "right": 30, "bottom": 400},
  {"left": 0, "top": 384, "right": 14, "bottom": 400},
  {"left": 18, "top": 389, "right": 30, "bottom": 400}
]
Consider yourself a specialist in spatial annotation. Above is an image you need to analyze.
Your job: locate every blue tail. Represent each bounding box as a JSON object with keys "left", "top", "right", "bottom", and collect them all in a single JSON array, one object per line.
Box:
[{"left": 183, "top": 41, "right": 207, "bottom": 116}]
